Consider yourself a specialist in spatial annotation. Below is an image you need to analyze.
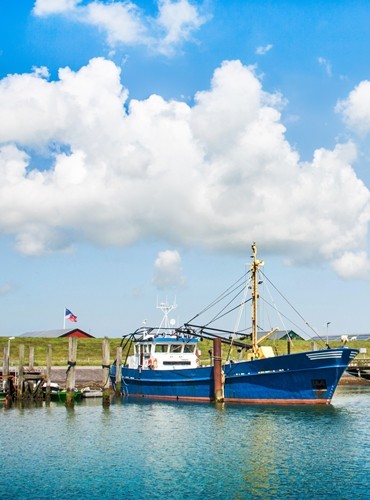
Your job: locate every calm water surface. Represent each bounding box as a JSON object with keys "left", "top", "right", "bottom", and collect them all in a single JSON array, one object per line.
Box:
[{"left": 1, "top": 385, "right": 369, "bottom": 499}]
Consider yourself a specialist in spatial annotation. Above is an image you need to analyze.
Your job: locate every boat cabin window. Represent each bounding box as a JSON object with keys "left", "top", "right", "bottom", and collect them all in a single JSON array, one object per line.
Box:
[
  {"left": 135, "top": 344, "right": 151, "bottom": 355},
  {"left": 155, "top": 344, "right": 169, "bottom": 353},
  {"left": 184, "top": 344, "right": 195, "bottom": 353},
  {"left": 170, "top": 345, "right": 182, "bottom": 353}
]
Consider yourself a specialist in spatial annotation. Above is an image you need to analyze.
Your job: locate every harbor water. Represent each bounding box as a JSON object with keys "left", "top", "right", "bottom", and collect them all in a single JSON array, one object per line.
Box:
[{"left": 1, "top": 385, "right": 369, "bottom": 499}]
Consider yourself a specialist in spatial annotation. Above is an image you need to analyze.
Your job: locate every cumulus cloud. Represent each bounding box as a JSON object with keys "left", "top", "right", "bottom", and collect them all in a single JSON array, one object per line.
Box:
[
  {"left": 33, "top": 0, "right": 207, "bottom": 55},
  {"left": 0, "top": 57, "right": 370, "bottom": 278},
  {"left": 331, "top": 251, "right": 370, "bottom": 279},
  {"left": 33, "top": 0, "right": 79, "bottom": 16},
  {"left": 152, "top": 250, "right": 186, "bottom": 288},
  {"left": 156, "top": 0, "right": 207, "bottom": 49},
  {"left": 336, "top": 80, "right": 370, "bottom": 135}
]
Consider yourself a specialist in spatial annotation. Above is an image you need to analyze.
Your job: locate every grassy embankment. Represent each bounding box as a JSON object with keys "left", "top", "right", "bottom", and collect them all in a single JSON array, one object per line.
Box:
[{"left": 1, "top": 337, "right": 369, "bottom": 367}]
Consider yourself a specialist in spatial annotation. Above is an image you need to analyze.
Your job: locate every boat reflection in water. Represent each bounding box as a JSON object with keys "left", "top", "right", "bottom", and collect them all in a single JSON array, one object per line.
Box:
[{"left": 111, "top": 243, "right": 358, "bottom": 404}]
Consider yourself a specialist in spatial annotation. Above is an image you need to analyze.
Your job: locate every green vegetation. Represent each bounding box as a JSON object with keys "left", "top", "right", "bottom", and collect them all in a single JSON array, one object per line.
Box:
[
  {"left": 1, "top": 336, "right": 369, "bottom": 367},
  {"left": 0, "top": 337, "right": 124, "bottom": 366}
]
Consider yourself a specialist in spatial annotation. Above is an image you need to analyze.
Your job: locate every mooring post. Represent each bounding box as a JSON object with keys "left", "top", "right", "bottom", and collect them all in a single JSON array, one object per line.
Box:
[
  {"left": 18, "top": 344, "right": 25, "bottom": 400},
  {"left": 102, "top": 337, "right": 111, "bottom": 406},
  {"left": 65, "top": 337, "right": 77, "bottom": 408},
  {"left": 213, "top": 338, "right": 224, "bottom": 402},
  {"left": 115, "top": 346, "right": 122, "bottom": 396},
  {"left": 29, "top": 346, "right": 34, "bottom": 370},
  {"left": 287, "top": 337, "right": 291, "bottom": 355},
  {"left": 2, "top": 347, "right": 8, "bottom": 395},
  {"left": 45, "top": 344, "right": 52, "bottom": 402}
]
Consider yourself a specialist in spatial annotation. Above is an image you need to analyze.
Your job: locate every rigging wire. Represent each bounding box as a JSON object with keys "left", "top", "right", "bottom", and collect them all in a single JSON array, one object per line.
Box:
[
  {"left": 263, "top": 278, "right": 292, "bottom": 342},
  {"left": 260, "top": 270, "right": 327, "bottom": 343},
  {"left": 259, "top": 297, "right": 308, "bottom": 339},
  {"left": 202, "top": 297, "right": 252, "bottom": 329},
  {"left": 186, "top": 270, "right": 250, "bottom": 324}
]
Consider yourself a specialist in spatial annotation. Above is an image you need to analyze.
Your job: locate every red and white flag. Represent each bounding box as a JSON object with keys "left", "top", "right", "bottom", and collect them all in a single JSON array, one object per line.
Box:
[{"left": 65, "top": 308, "right": 77, "bottom": 322}]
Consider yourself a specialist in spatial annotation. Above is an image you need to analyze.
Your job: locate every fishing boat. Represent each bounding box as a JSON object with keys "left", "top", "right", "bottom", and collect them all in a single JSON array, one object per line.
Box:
[{"left": 110, "top": 243, "right": 359, "bottom": 404}]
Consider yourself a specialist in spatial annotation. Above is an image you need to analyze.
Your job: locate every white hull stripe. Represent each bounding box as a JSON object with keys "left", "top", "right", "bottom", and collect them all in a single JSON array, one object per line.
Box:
[{"left": 306, "top": 352, "right": 343, "bottom": 360}]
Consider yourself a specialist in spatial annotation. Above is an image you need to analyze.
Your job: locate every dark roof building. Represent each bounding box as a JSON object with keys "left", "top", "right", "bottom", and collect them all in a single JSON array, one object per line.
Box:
[
  {"left": 257, "top": 330, "right": 305, "bottom": 341},
  {"left": 19, "top": 328, "right": 94, "bottom": 339}
]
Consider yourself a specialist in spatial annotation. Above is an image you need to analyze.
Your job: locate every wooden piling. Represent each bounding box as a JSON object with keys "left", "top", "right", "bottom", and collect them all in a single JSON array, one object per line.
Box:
[
  {"left": 29, "top": 346, "right": 34, "bottom": 370},
  {"left": 2, "top": 346, "right": 8, "bottom": 391},
  {"left": 213, "top": 338, "right": 224, "bottom": 402},
  {"left": 115, "top": 346, "right": 122, "bottom": 396},
  {"left": 1, "top": 347, "right": 11, "bottom": 402},
  {"left": 18, "top": 344, "right": 25, "bottom": 399},
  {"left": 102, "top": 337, "right": 111, "bottom": 406},
  {"left": 287, "top": 337, "right": 291, "bottom": 355},
  {"left": 65, "top": 337, "right": 77, "bottom": 408},
  {"left": 45, "top": 344, "right": 52, "bottom": 402}
]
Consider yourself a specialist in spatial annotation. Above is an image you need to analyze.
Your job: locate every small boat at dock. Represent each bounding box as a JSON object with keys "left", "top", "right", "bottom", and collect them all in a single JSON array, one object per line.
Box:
[
  {"left": 110, "top": 243, "right": 359, "bottom": 404},
  {"left": 81, "top": 387, "right": 103, "bottom": 398},
  {"left": 42, "top": 382, "right": 82, "bottom": 402}
]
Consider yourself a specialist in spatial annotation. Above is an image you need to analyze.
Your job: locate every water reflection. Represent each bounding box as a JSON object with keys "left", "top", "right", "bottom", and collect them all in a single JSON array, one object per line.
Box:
[{"left": 0, "top": 385, "right": 369, "bottom": 499}]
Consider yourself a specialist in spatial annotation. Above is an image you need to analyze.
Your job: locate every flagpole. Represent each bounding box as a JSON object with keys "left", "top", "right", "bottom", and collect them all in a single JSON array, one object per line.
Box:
[{"left": 63, "top": 307, "right": 66, "bottom": 329}]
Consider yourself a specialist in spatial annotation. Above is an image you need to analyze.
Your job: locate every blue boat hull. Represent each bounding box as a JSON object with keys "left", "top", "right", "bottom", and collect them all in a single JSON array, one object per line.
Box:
[{"left": 110, "top": 348, "right": 358, "bottom": 404}]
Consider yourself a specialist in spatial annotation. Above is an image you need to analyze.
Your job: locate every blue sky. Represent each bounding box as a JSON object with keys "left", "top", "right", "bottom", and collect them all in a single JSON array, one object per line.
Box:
[{"left": 1, "top": 0, "right": 370, "bottom": 339}]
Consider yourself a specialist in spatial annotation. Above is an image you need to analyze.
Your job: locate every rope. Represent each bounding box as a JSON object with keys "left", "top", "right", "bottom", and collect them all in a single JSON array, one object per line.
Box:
[{"left": 66, "top": 361, "right": 76, "bottom": 373}]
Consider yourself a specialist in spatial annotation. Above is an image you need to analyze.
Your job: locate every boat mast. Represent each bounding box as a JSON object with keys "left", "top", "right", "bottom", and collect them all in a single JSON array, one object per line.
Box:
[
  {"left": 251, "top": 242, "right": 264, "bottom": 356},
  {"left": 157, "top": 300, "right": 177, "bottom": 331}
]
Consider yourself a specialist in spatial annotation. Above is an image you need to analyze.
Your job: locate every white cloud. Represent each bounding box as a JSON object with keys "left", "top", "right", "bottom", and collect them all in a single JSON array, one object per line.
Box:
[
  {"left": 33, "top": 0, "right": 207, "bottom": 55},
  {"left": 156, "top": 0, "right": 208, "bottom": 53},
  {"left": 33, "top": 0, "right": 79, "bottom": 16},
  {"left": 0, "top": 57, "right": 370, "bottom": 277},
  {"left": 331, "top": 251, "right": 370, "bottom": 279},
  {"left": 256, "top": 44, "right": 273, "bottom": 56},
  {"left": 85, "top": 1, "right": 148, "bottom": 46},
  {"left": 318, "top": 57, "right": 332, "bottom": 77},
  {"left": 336, "top": 80, "right": 370, "bottom": 135},
  {"left": 152, "top": 250, "right": 186, "bottom": 288}
]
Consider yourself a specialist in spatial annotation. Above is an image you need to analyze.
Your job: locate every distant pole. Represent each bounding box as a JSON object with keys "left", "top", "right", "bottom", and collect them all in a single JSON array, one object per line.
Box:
[
  {"left": 63, "top": 308, "right": 66, "bottom": 329},
  {"left": 102, "top": 337, "right": 111, "bottom": 406},
  {"left": 326, "top": 322, "right": 331, "bottom": 345},
  {"left": 65, "top": 337, "right": 77, "bottom": 408}
]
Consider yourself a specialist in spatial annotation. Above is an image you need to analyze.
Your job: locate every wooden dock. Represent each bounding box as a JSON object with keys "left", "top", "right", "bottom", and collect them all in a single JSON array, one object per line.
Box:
[
  {"left": 345, "top": 358, "right": 370, "bottom": 382},
  {"left": 1, "top": 369, "right": 46, "bottom": 401}
]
